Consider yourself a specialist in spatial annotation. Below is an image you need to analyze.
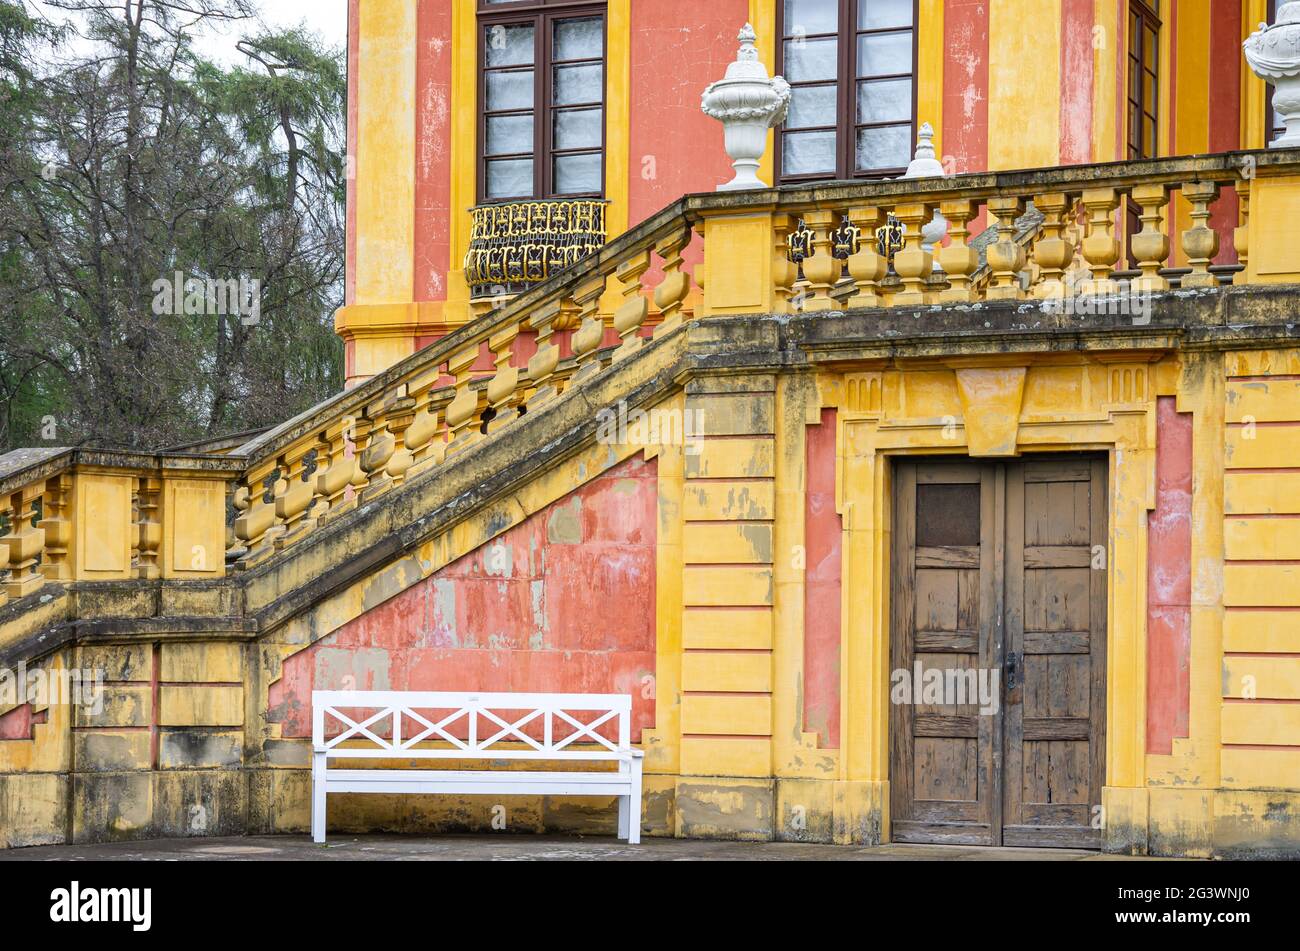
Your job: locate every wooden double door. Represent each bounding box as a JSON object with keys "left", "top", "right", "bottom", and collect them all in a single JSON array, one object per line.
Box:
[{"left": 890, "top": 456, "right": 1107, "bottom": 849}]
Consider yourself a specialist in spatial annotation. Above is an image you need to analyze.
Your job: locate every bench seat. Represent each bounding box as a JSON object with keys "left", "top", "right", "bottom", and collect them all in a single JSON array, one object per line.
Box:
[{"left": 312, "top": 691, "right": 644, "bottom": 845}]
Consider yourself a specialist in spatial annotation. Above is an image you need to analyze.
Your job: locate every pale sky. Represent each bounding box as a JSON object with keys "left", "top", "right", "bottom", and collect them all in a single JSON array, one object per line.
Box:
[{"left": 33, "top": 0, "right": 349, "bottom": 64}]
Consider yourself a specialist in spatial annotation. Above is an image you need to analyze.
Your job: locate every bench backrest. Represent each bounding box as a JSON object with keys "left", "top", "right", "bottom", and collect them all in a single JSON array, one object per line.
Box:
[{"left": 311, "top": 690, "right": 634, "bottom": 761}]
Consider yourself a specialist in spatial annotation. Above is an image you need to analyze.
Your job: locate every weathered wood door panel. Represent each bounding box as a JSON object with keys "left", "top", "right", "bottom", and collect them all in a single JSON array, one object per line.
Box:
[
  {"left": 1002, "top": 457, "right": 1107, "bottom": 849},
  {"left": 890, "top": 461, "right": 1001, "bottom": 845},
  {"left": 890, "top": 455, "right": 1107, "bottom": 849}
]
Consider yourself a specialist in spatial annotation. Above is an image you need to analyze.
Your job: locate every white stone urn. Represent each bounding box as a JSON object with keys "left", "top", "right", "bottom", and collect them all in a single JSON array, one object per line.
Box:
[
  {"left": 701, "top": 24, "right": 791, "bottom": 191},
  {"left": 1245, "top": 0, "right": 1300, "bottom": 147}
]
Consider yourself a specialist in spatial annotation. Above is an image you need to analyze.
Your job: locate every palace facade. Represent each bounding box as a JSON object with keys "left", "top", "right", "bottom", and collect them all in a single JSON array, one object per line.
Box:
[{"left": 2, "top": 0, "right": 1300, "bottom": 857}]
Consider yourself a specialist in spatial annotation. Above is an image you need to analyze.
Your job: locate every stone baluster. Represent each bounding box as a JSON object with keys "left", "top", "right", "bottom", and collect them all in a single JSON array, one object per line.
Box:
[
  {"left": 938, "top": 199, "right": 979, "bottom": 303},
  {"left": 526, "top": 300, "right": 568, "bottom": 410},
  {"left": 407, "top": 394, "right": 448, "bottom": 478},
  {"left": 570, "top": 274, "right": 608, "bottom": 385},
  {"left": 1080, "top": 188, "right": 1121, "bottom": 296},
  {"left": 844, "top": 207, "right": 886, "bottom": 308},
  {"left": 800, "top": 209, "right": 843, "bottom": 311},
  {"left": 226, "top": 483, "right": 249, "bottom": 564},
  {"left": 347, "top": 415, "right": 374, "bottom": 494},
  {"left": 485, "top": 322, "right": 523, "bottom": 434},
  {"left": 136, "top": 476, "right": 162, "bottom": 580},
  {"left": 444, "top": 345, "right": 483, "bottom": 452},
  {"left": 233, "top": 459, "right": 283, "bottom": 566},
  {"left": 1234, "top": 178, "right": 1251, "bottom": 285},
  {"left": 3, "top": 483, "right": 46, "bottom": 599},
  {"left": 773, "top": 215, "right": 799, "bottom": 312},
  {"left": 314, "top": 416, "right": 359, "bottom": 522},
  {"left": 1129, "top": 183, "right": 1170, "bottom": 295},
  {"left": 384, "top": 397, "right": 418, "bottom": 485},
  {"left": 892, "top": 203, "right": 935, "bottom": 306},
  {"left": 274, "top": 443, "right": 318, "bottom": 549},
  {"left": 653, "top": 229, "right": 692, "bottom": 337},
  {"left": 38, "top": 473, "right": 72, "bottom": 582},
  {"left": 359, "top": 409, "right": 398, "bottom": 498},
  {"left": 613, "top": 250, "right": 652, "bottom": 362},
  {"left": 1181, "top": 180, "right": 1221, "bottom": 289},
  {"left": 1031, "top": 192, "right": 1076, "bottom": 300},
  {"left": 985, "top": 196, "right": 1026, "bottom": 301}
]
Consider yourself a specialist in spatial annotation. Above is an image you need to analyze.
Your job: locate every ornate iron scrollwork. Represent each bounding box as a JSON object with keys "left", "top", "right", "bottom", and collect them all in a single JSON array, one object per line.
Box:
[
  {"left": 786, "top": 218, "right": 814, "bottom": 263},
  {"left": 831, "top": 216, "right": 860, "bottom": 259},
  {"left": 876, "top": 212, "right": 905, "bottom": 263},
  {"left": 464, "top": 199, "right": 609, "bottom": 299}
]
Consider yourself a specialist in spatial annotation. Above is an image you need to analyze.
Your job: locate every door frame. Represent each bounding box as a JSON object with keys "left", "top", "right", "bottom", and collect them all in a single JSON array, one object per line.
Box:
[{"left": 826, "top": 358, "right": 1161, "bottom": 845}]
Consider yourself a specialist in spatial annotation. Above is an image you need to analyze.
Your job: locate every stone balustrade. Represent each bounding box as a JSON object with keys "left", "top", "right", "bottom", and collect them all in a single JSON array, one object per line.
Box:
[
  {"left": 3, "top": 150, "right": 1299, "bottom": 598},
  {"left": 0, "top": 448, "right": 242, "bottom": 607}
]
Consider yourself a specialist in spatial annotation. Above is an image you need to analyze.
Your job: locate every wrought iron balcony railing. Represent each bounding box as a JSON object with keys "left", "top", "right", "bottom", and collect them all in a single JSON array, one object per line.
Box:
[{"left": 463, "top": 198, "right": 608, "bottom": 300}]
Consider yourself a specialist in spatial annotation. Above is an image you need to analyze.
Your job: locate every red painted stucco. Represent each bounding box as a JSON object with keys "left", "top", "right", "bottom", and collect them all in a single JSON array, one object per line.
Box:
[
  {"left": 943, "top": 0, "right": 990, "bottom": 176},
  {"left": 415, "top": 0, "right": 453, "bottom": 303},
  {"left": 1208, "top": 0, "right": 1243, "bottom": 265},
  {"left": 1146, "top": 396, "right": 1193, "bottom": 756},
  {"left": 1059, "top": 0, "right": 1095, "bottom": 166},
  {"left": 269, "top": 456, "right": 659, "bottom": 742},
  {"left": 804, "top": 409, "right": 841, "bottom": 749}
]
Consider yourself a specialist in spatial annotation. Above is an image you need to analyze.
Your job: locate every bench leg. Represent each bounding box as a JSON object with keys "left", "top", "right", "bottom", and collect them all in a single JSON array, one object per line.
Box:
[
  {"left": 311, "top": 751, "right": 327, "bottom": 844},
  {"left": 627, "top": 757, "right": 643, "bottom": 845},
  {"left": 617, "top": 791, "right": 630, "bottom": 841}
]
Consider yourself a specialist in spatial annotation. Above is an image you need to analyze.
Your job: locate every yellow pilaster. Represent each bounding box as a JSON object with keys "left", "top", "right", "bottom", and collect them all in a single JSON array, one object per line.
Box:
[
  {"left": 336, "top": 0, "right": 420, "bottom": 382},
  {"left": 917, "top": 0, "right": 944, "bottom": 151}
]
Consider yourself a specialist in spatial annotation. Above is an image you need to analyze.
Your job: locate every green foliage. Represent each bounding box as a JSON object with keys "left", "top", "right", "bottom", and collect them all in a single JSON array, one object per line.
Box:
[{"left": 0, "top": 0, "right": 344, "bottom": 451}]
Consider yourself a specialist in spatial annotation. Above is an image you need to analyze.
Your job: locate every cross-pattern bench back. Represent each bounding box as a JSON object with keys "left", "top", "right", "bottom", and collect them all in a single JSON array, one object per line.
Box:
[{"left": 312, "top": 690, "right": 634, "bottom": 761}]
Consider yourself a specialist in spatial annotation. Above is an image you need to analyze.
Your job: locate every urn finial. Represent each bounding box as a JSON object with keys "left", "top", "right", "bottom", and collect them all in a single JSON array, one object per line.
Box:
[
  {"left": 1244, "top": 0, "right": 1300, "bottom": 147},
  {"left": 701, "top": 24, "right": 791, "bottom": 191}
]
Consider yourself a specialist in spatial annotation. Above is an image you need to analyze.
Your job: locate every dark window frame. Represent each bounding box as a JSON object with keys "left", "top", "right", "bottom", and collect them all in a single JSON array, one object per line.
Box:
[
  {"left": 774, "top": 0, "right": 919, "bottom": 185},
  {"left": 477, "top": 0, "right": 608, "bottom": 203},
  {"left": 1126, "top": 0, "right": 1161, "bottom": 161}
]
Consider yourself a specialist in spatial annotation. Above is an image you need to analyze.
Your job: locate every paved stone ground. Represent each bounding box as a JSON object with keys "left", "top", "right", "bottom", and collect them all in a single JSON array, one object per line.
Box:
[{"left": 0, "top": 834, "right": 1165, "bottom": 861}]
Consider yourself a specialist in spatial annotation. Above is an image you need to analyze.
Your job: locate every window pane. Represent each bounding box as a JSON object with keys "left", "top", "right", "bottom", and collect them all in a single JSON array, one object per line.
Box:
[
  {"left": 486, "top": 113, "right": 533, "bottom": 156},
  {"left": 554, "top": 152, "right": 602, "bottom": 194},
  {"left": 857, "top": 77, "right": 911, "bottom": 124},
  {"left": 858, "top": 0, "right": 914, "bottom": 30},
  {"left": 1144, "top": 24, "right": 1157, "bottom": 66},
  {"left": 554, "top": 16, "right": 603, "bottom": 61},
  {"left": 554, "top": 62, "right": 603, "bottom": 105},
  {"left": 553, "top": 107, "right": 602, "bottom": 150},
  {"left": 484, "top": 23, "right": 534, "bottom": 67},
  {"left": 1143, "top": 71, "right": 1156, "bottom": 112},
  {"left": 856, "top": 124, "right": 911, "bottom": 171},
  {"left": 486, "top": 69, "right": 534, "bottom": 111},
  {"left": 787, "top": 84, "right": 837, "bottom": 128},
  {"left": 1143, "top": 115, "right": 1156, "bottom": 157},
  {"left": 857, "top": 31, "right": 912, "bottom": 76},
  {"left": 783, "top": 129, "right": 837, "bottom": 175},
  {"left": 486, "top": 158, "right": 534, "bottom": 199},
  {"left": 784, "top": 37, "right": 838, "bottom": 82},
  {"left": 784, "top": 0, "right": 838, "bottom": 35}
]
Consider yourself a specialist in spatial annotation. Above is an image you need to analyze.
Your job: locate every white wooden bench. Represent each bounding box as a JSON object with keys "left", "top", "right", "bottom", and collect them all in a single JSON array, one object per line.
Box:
[{"left": 311, "top": 690, "right": 644, "bottom": 844}]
